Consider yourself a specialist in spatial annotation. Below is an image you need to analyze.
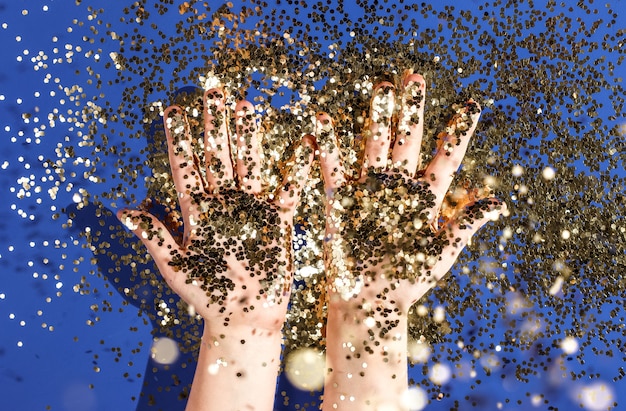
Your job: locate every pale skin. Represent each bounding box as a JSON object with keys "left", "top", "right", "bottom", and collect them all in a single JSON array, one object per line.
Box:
[
  {"left": 119, "top": 88, "right": 314, "bottom": 411},
  {"left": 316, "top": 74, "right": 505, "bottom": 411},
  {"left": 120, "top": 76, "right": 504, "bottom": 410}
]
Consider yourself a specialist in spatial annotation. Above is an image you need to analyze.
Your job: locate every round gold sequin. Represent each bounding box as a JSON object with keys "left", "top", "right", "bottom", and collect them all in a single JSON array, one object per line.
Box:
[{"left": 4, "top": 1, "right": 624, "bottom": 409}]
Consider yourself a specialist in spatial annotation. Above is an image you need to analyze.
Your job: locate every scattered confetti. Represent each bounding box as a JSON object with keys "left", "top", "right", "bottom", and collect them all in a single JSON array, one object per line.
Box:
[{"left": 2, "top": 0, "right": 624, "bottom": 409}]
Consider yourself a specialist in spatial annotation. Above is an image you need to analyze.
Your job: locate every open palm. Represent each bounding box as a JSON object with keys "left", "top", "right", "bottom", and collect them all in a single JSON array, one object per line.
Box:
[
  {"left": 119, "top": 88, "right": 314, "bottom": 331},
  {"left": 316, "top": 75, "right": 505, "bottom": 312}
]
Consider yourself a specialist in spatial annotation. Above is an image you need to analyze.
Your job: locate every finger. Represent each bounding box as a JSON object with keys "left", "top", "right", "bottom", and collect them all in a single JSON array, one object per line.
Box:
[
  {"left": 391, "top": 74, "right": 426, "bottom": 176},
  {"left": 361, "top": 82, "right": 395, "bottom": 176},
  {"left": 428, "top": 198, "right": 505, "bottom": 281},
  {"left": 204, "top": 88, "right": 234, "bottom": 190},
  {"left": 234, "top": 100, "right": 262, "bottom": 194},
  {"left": 315, "top": 112, "right": 346, "bottom": 192},
  {"left": 164, "top": 105, "right": 202, "bottom": 231},
  {"left": 274, "top": 135, "right": 316, "bottom": 216},
  {"left": 117, "top": 209, "right": 185, "bottom": 290},
  {"left": 423, "top": 100, "right": 481, "bottom": 207}
]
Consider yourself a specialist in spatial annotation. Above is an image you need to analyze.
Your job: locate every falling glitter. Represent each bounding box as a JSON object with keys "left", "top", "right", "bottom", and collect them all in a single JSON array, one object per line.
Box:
[
  {"left": 2, "top": 0, "right": 625, "bottom": 410},
  {"left": 400, "top": 387, "right": 428, "bottom": 411},
  {"left": 541, "top": 166, "right": 556, "bottom": 181},
  {"left": 428, "top": 363, "right": 452, "bottom": 385},
  {"left": 577, "top": 382, "right": 616, "bottom": 411},
  {"left": 408, "top": 339, "right": 432, "bottom": 364},
  {"left": 150, "top": 336, "right": 180, "bottom": 365},
  {"left": 284, "top": 347, "right": 326, "bottom": 391},
  {"left": 560, "top": 336, "right": 579, "bottom": 355}
]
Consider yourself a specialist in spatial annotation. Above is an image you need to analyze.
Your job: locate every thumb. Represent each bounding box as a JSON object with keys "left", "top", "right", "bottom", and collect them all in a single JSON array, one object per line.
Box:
[
  {"left": 430, "top": 198, "right": 506, "bottom": 281},
  {"left": 117, "top": 208, "right": 180, "bottom": 279}
]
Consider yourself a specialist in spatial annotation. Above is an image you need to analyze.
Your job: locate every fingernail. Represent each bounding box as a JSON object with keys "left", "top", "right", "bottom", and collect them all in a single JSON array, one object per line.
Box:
[
  {"left": 235, "top": 100, "right": 254, "bottom": 116},
  {"left": 403, "top": 73, "right": 424, "bottom": 88},
  {"left": 315, "top": 112, "right": 333, "bottom": 134},
  {"left": 116, "top": 208, "right": 127, "bottom": 221},
  {"left": 119, "top": 211, "right": 140, "bottom": 230},
  {"left": 403, "top": 80, "right": 424, "bottom": 99},
  {"left": 301, "top": 134, "right": 318, "bottom": 151},
  {"left": 465, "top": 99, "right": 481, "bottom": 118},
  {"left": 481, "top": 198, "right": 505, "bottom": 221},
  {"left": 446, "top": 100, "right": 481, "bottom": 137},
  {"left": 205, "top": 88, "right": 225, "bottom": 103},
  {"left": 482, "top": 197, "right": 503, "bottom": 210},
  {"left": 164, "top": 106, "right": 185, "bottom": 134}
]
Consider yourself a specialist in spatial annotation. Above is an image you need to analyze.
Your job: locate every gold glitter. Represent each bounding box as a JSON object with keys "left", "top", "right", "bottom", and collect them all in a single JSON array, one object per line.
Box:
[{"left": 4, "top": 0, "right": 624, "bottom": 409}]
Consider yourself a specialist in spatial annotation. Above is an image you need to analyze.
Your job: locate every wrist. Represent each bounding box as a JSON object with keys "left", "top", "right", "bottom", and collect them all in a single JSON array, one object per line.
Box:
[
  {"left": 326, "top": 294, "right": 410, "bottom": 353},
  {"left": 185, "top": 321, "right": 283, "bottom": 411},
  {"left": 201, "top": 320, "right": 283, "bottom": 339},
  {"left": 323, "top": 295, "right": 411, "bottom": 411},
  {"left": 199, "top": 321, "right": 283, "bottom": 371}
]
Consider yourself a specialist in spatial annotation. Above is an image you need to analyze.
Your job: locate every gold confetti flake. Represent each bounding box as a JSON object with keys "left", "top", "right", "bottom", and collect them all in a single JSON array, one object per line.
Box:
[{"left": 3, "top": 0, "right": 625, "bottom": 409}]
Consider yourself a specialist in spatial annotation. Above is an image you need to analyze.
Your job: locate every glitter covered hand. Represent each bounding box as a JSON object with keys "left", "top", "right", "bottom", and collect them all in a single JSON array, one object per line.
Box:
[
  {"left": 318, "top": 75, "right": 504, "bottom": 306},
  {"left": 316, "top": 75, "right": 505, "bottom": 411},
  {"left": 118, "top": 89, "right": 314, "bottom": 411}
]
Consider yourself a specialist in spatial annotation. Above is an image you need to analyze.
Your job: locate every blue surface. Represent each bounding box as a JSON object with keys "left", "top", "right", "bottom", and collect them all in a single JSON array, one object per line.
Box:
[{"left": 1, "top": 1, "right": 624, "bottom": 410}]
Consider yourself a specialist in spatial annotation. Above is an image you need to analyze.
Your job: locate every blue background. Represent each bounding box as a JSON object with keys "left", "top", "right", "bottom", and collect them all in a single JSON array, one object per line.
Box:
[{"left": 1, "top": 1, "right": 624, "bottom": 410}]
